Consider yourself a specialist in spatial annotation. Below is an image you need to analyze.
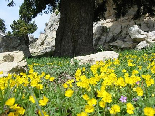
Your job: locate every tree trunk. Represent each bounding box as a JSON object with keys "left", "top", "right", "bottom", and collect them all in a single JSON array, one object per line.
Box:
[{"left": 55, "top": 0, "right": 95, "bottom": 57}]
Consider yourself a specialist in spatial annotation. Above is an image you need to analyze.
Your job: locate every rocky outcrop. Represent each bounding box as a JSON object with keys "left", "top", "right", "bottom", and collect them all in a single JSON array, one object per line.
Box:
[
  {"left": 71, "top": 51, "right": 119, "bottom": 65},
  {"left": 128, "top": 25, "right": 155, "bottom": 50},
  {"left": 29, "top": 11, "right": 60, "bottom": 56},
  {"left": 93, "top": 0, "right": 155, "bottom": 50},
  {"left": 0, "top": 51, "right": 27, "bottom": 77},
  {"left": 0, "top": 36, "right": 31, "bottom": 57}
]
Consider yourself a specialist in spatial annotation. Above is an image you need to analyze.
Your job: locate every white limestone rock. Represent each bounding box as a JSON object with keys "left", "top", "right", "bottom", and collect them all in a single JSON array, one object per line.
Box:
[
  {"left": 71, "top": 51, "right": 119, "bottom": 65},
  {"left": 128, "top": 25, "right": 147, "bottom": 42},
  {"left": 0, "top": 51, "right": 27, "bottom": 77}
]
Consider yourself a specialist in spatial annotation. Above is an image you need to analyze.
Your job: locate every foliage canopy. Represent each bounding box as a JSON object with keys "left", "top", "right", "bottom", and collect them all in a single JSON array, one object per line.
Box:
[
  {"left": 0, "top": 18, "right": 6, "bottom": 33},
  {"left": 10, "top": 19, "right": 37, "bottom": 37}
]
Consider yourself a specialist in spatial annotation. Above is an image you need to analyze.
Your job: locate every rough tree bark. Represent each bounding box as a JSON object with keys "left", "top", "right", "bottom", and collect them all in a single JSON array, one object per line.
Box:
[{"left": 55, "top": 0, "right": 95, "bottom": 57}]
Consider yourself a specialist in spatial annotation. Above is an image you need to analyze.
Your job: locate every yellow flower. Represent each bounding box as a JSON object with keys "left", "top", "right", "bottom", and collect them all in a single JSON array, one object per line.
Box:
[
  {"left": 144, "top": 107, "right": 154, "bottom": 116},
  {"left": 45, "top": 74, "right": 50, "bottom": 79},
  {"left": 99, "top": 101, "right": 106, "bottom": 108},
  {"left": 0, "top": 71, "right": 3, "bottom": 74},
  {"left": 146, "top": 79, "right": 154, "bottom": 87},
  {"left": 30, "top": 79, "right": 38, "bottom": 87},
  {"left": 29, "top": 69, "right": 34, "bottom": 74},
  {"left": 38, "top": 110, "right": 49, "bottom": 116},
  {"left": 110, "top": 104, "right": 120, "bottom": 114},
  {"left": 49, "top": 77, "right": 55, "bottom": 82},
  {"left": 122, "top": 69, "right": 127, "bottom": 73},
  {"left": 132, "top": 70, "right": 139, "bottom": 75},
  {"left": 16, "top": 107, "right": 25, "bottom": 115},
  {"left": 39, "top": 96, "right": 49, "bottom": 106},
  {"left": 40, "top": 72, "right": 45, "bottom": 77},
  {"left": 77, "top": 112, "right": 88, "bottom": 116},
  {"left": 29, "top": 96, "right": 35, "bottom": 103},
  {"left": 75, "top": 68, "right": 82, "bottom": 81},
  {"left": 66, "top": 79, "right": 74, "bottom": 87},
  {"left": 151, "top": 65, "right": 155, "bottom": 73},
  {"left": 127, "top": 103, "right": 134, "bottom": 114},
  {"left": 9, "top": 104, "right": 25, "bottom": 115},
  {"left": 65, "top": 89, "right": 74, "bottom": 97},
  {"left": 63, "top": 83, "right": 68, "bottom": 88},
  {"left": 82, "top": 94, "right": 90, "bottom": 100},
  {"left": 22, "top": 94, "right": 25, "bottom": 99},
  {"left": 87, "top": 98, "right": 97, "bottom": 106},
  {"left": 142, "top": 75, "right": 151, "bottom": 80},
  {"left": 135, "top": 87, "right": 143, "bottom": 96},
  {"left": 101, "top": 91, "right": 112, "bottom": 103},
  {"left": 5, "top": 98, "right": 15, "bottom": 106},
  {"left": 82, "top": 67, "right": 86, "bottom": 72},
  {"left": 116, "top": 77, "right": 126, "bottom": 87},
  {"left": 85, "top": 105, "right": 94, "bottom": 113},
  {"left": 8, "top": 112, "right": 16, "bottom": 116},
  {"left": 10, "top": 104, "right": 20, "bottom": 109}
]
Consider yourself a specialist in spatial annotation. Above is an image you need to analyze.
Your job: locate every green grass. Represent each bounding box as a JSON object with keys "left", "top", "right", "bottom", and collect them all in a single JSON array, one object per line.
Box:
[{"left": 0, "top": 45, "right": 155, "bottom": 116}]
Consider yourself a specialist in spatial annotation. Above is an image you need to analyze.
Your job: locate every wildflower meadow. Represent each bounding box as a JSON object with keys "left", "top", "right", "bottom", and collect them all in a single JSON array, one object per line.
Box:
[{"left": 0, "top": 47, "right": 155, "bottom": 116}]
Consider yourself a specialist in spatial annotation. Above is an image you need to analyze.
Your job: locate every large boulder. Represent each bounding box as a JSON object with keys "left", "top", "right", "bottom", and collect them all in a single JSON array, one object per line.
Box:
[
  {"left": 71, "top": 51, "right": 119, "bottom": 65},
  {"left": 0, "top": 51, "right": 27, "bottom": 77},
  {"left": 0, "top": 36, "right": 31, "bottom": 57}
]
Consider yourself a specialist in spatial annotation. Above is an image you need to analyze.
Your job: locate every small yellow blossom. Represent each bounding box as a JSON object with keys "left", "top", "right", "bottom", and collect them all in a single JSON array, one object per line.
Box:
[
  {"left": 77, "top": 112, "right": 88, "bottom": 116},
  {"left": 29, "top": 69, "right": 34, "bottom": 74},
  {"left": 40, "top": 72, "right": 45, "bottom": 77},
  {"left": 38, "top": 110, "right": 49, "bottom": 116},
  {"left": 127, "top": 103, "right": 134, "bottom": 114},
  {"left": 10, "top": 104, "right": 20, "bottom": 109},
  {"left": 144, "top": 107, "right": 155, "bottom": 116},
  {"left": 5, "top": 98, "right": 15, "bottom": 106},
  {"left": 135, "top": 87, "right": 143, "bottom": 96},
  {"left": 29, "top": 96, "right": 35, "bottom": 103},
  {"left": 8, "top": 112, "right": 15, "bottom": 116},
  {"left": 132, "top": 70, "right": 139, "bottom": 75},
  {"left": 49, "top": 77, "right": 55, "bottom": 81},
  {"left": 82, "top": 94, "right": 90, "bottom": 100},
  {"left": 39, "top": 96, "right": 49, "bottom": 106},
  {"left": 22, "top": 95, "right": 25, "bottom": 99},
  {"left": 99, "top": 101, "right": 106, "bottom": 108},
  {"left": 63, "top": 83, "right": 68, "bottom": 88},
  {"left": 36, "top": 84, "right": 43, "bottom": 89},
  {"left": 146, "top": 79, "right": 154, "bottom": 87},
  {"left": 65, "top": 89, "right": 74, "bottom": 97},
  {"left": 16, "top": 107, "right": 25, "bottom": 115},
  {"left": 82, "top": 67, "right": 86, "bottom": 72},
  {"left": 122, "top": 69, "right": 127, "bottom": 73},
  {"left": 87, "top": 98, "right": 97, "bottom": 106},
  {"left": 85, "top": 105, "right": 94, "bottom": 113},
  {"left": 75, "top": 69, "right": 82, "bottom": 81},
  {"left": 0, "top": 71, "right": 3, "bottom": 74},
  {"left": 110, "top": 104, "right": 120, "bottom": 114},
  {"left": 45, "top": 74, "right": 50, "bottom": 79}
]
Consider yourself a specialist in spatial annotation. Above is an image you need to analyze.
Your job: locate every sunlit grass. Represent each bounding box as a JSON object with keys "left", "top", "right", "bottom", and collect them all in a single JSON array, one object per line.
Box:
[{"left": 0, "top": 46, "right": 155, "bottom": 116}]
